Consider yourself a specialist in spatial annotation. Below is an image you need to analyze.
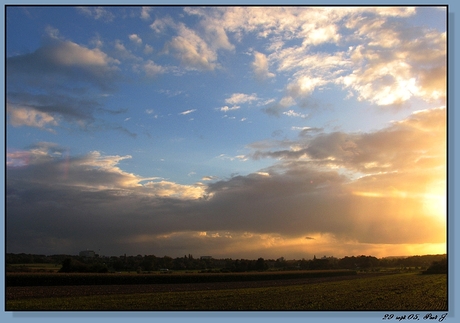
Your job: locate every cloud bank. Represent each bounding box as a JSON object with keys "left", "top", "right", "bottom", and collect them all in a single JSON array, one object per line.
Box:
[{"left": 7, "top": 107, "right": 446, "bottom": 258}]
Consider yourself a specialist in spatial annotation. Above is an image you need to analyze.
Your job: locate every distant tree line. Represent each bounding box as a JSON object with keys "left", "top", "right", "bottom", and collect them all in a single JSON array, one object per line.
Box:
[
  {"left": 422, "top": 257, "right": 447, "bottom": 274},
  {"left": 5, "top": 252, "right": 447, "bottom": 274},
  {"left": 59, "top": 257, "right": 109, "bottom": 273}
]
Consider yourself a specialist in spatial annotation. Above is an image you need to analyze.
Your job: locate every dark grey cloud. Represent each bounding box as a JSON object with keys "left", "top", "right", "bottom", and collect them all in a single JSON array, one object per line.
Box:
[
  {"left": 6, "top": 158, "right": 444, "bottom": 257},
  {"left": 7, "top": 37, "right": 120, "bottom": 91},
  {"left": 6, "top": 36, "right": 127, "bottom": 133},
  {"left": 6, "top": 114, "right": 446, "bottom": 257},
  {"left": 7, "top": 91, "right": 101, "bottom": 124}
]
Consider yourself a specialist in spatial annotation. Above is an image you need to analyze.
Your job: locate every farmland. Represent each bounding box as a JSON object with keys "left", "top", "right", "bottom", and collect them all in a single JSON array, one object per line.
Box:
[{"left": 6, "top": 271, "right": 447, "bottom": 311}]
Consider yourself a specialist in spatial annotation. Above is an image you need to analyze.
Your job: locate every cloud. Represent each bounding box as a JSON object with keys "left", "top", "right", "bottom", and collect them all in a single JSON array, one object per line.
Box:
[
  {"left": 283, "top": 110, "right": 308, "bottom": 119},
  {"left": 6, "top": 89, "right": 105, "bottom": 127},
  {"left": 6, "top": 7, "right": 446, "bottom": 258},
  {"left": 190, "top": 7, "right": 346, "bottom": 43},
  {"left": 252, "top": 51, "right": 275, "bottom": 80},
  {"left": 262, "top": 98, "right": 295, "bottom": 117},
  {"left": 216, "top": 154, "right": 248, "bottom": 162},
  {"left": 143, "top": 180, "right": 205, "bottom": 199},
  {"left": 166, "top": 23, "right": 219, "bottom": 71},
  {"left": 286, "top": 76, "right": 326, "bottom": 99},
  {"left": 113, "top": 39, "right": 141, "bottom": 62},
  {"left": 202, "top": 175, "right": 219, "bottom": 181},
  {"left": 263, "top": 52, "right": 347, "bottom": 116},
  {"left": 6, "top": 143, "right": 203, "bottom": 197},
  {"left": 7, "top": 37, "right": 119, "bottom": 87},
  {"left": 179, "top": 109, "right": 197, "bottom": 115},
  {"left": 143, "top": 59, "right": 165, "bottom": 77},
  {"left": 200, "top": 7, "right": 444, "bottom": 115},
  {"left": 6, "top": 145, "right": 210, "bottom": 255},
  {"left": 251, "top": 107, "right": 446, "bottom": 174},
  {"left": 219, "top": 105, "right": 240, "bottom": 112},
  {"left": 129, "top": 34, "right": 142, "bottom": 45},
  {"left": 156, "top": 10, "right": 236, "bottom": 71},
  {"left": 7, "top": 103, "right": 58, "bottom": 131},
  {"left": 7, "top": 106, "right": 445, "bottom": 257},
  {"left": 197, "top": 14, "right": 235, "bottom": 53},
  {"left": 140, "top": 7, "right": 152, "bottom": 20},
  {"left": 225, "top": 93, "right": 259, "bottom": 105},
  {"left": 292, "top": 126, "right": 323, "bottom": 136},
  {"left": 144, "top": 44, "right": 154, "bottom": 54},
  {"left": 150, "top": 16, "right": 175, "bottom": 34},
  {"left": 337, "top": 16, "right": 446, "bottom": 106},
  {"left": 6, "top": 35, "right": 122, "bottom": 131},
  {"left": 77, "top": 6, "right": 115, "bottom": 22},
  {"left": 154, "top": 7, "right": 443, "bottom": 107}
]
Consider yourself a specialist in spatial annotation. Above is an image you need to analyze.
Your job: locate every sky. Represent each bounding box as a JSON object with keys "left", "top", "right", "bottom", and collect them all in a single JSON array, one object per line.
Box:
[{"left": 5, "top": 5, "right": 447, "bottom": 260}]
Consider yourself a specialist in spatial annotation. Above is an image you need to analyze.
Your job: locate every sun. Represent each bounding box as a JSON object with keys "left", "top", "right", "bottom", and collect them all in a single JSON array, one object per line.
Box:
[{"left": 422, "top": 182, "right": 447, "bottom": 221}]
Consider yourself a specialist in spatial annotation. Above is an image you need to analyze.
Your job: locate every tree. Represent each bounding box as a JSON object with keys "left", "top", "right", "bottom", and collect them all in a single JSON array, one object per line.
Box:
[
  {"left": 255, "top": 258, "right": 268, "bottom": 271},
  {"left": 58, "top": 258, "right": 88, "bottom": 272},
  {"left": 423, "top": 258, "right": 447, "bottom": 274},
  {"left": 140, "top": 256, "right": 156, "bottom": 271},
  {"left": 275, "top": 257, "right": 287, "bottom": 269},
  {"left": 59, "top": 258, "right": 73, "bottom": 273}
]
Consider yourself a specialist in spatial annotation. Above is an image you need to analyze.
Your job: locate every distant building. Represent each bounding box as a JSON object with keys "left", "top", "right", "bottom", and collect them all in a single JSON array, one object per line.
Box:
[{"left": 79, "top": 250, "right": 96, "bottom": 258}]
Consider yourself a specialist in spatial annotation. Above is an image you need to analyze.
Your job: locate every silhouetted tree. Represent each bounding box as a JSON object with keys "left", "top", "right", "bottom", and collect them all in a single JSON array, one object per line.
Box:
[
  {"left": 423, "top": 258, "right": 447, "bottom": 274},
  {"left": 255, "top": 257, "right": 268, "bottom": 271},
  {"left": 59, "top": 258, "right": 73, "bottom": 273}
]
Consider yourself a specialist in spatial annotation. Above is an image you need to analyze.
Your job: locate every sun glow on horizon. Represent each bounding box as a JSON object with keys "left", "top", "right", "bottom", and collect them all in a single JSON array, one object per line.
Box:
[{"left": 422, "top": 182, "right": 447, "bottom": 221}]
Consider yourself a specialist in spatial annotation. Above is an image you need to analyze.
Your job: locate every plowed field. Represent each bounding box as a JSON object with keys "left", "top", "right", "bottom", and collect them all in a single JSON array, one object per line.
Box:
[
  {"left": 6, "top": 273, "right": 371, "bottom": 300},
  {"left": 6, "top": 272, "right": 447, "bottom": 311}
]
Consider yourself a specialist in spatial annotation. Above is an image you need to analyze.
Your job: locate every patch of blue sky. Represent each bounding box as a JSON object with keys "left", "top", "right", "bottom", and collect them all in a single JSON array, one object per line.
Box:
[{"left": 410, "top": 6, "right": 447, "bottom": 32}]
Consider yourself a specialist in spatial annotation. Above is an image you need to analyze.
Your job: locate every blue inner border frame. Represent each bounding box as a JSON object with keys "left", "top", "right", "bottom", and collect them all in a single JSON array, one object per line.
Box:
[{"left": 1, "top": 1, "right": 457, "bottom": 322}]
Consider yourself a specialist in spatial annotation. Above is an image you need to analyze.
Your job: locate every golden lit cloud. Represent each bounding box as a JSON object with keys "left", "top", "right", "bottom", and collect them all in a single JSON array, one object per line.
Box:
[
  {"left": 51, "top": 40, "right": 117, "bottom": 67},
  {"left": 7, "top": 104, "right": 58, "bottom": 131},
  {"left": 143, "top": 180, "right": 206, "bottom": 199}
]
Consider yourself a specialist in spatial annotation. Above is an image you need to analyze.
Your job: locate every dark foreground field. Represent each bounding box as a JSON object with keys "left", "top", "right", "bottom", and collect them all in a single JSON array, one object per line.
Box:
[{"left": 6, "top": 271, "right": 447, "bottom": 311}]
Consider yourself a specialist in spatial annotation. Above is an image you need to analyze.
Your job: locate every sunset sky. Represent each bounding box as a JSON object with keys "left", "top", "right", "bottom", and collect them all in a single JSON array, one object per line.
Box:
[{"left": 5, "top": 5, "right": 447, "bottom": 260}]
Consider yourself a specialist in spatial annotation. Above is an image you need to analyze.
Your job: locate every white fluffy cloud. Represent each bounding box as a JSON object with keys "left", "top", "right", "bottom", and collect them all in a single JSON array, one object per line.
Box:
[
  {"left": 283, "top": 110, "right": 308, "bottom": 118},
  {"left": 129, "top": 33, "right": 142, "bottom": 45},
  {"left": 252, "top": 51, "right": 275, "bottom": 80},
  {"left": 166, "top": 23, "right": 222, "bottom": 71},
  {"left": 219, "top": 105, "right": 240, "bottom": 112},
  {"left": 225, "top": 93, "right": 259, "bottom": 105},
  {"left": 143, "top": 59, "right": 165, "bottom": 77},
  {"left": 140, "top": 7, "right": 152, "bottom": 20},
  {"left": 181, "top": 7, "right": 445, "bottom": 112}
]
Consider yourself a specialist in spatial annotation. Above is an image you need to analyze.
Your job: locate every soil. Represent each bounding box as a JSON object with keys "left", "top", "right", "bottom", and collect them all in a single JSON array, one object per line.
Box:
[{"left": 6, "top": 273, "right": 380, "bottom": 300}]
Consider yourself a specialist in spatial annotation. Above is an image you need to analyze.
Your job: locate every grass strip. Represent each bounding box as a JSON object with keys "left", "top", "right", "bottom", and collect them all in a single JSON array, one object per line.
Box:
[{"left": 6, "top": 270, "right": 356, "bottom": 286}]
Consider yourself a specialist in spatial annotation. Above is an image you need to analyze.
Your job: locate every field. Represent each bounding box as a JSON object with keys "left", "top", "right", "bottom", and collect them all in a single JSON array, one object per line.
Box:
[
  {"left": 6, "top": 271, "right": 447, "bottom": 311},
  {"left": 6, "top": 263, "right": 60, "bottom": 273}
]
